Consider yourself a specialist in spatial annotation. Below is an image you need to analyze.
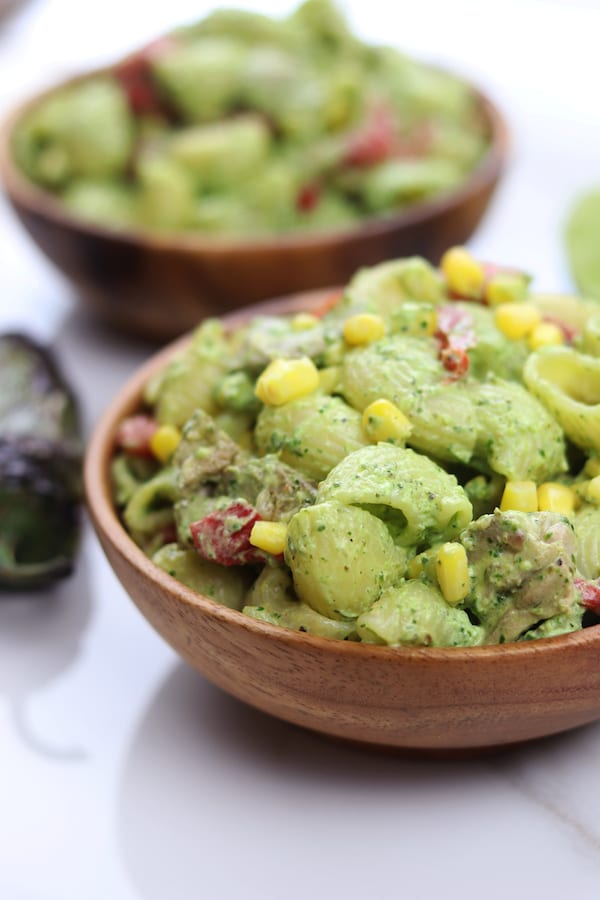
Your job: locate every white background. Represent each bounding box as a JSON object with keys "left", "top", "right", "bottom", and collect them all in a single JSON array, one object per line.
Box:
[{"left": 2, "top": 2, "right": 600, "bottom": 898}]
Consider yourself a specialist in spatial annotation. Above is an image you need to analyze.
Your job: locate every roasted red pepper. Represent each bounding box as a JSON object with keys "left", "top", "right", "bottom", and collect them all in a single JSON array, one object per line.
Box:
[
  {"left": 190, "top": 501, "right": 265, "bottom": 566},
  {"left": 296, "top": 182, "right": 321, "bottom": 213},
  {"left": 344, "top": 105, "right": 396, "bottom": 167},
  {"left": 114, "top": 414, "right": 157, "bottom": 457},
  {"left": 575, "top": 578, "right": 600, "bottom": 614},
  {"left": 114, "top": 36, "right": 177, "bottom": 116},
  {"left": 435, "top": 305, "right": 477, "bottom": 379}
]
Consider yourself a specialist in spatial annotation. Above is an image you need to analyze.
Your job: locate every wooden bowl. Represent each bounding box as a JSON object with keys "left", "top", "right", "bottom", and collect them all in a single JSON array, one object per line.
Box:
[
  {"left": 84, "top": 291, "right": 600, "bottom": 753},
  {"left": 0, "top": 69, "right": 509, "bottom": 341}
]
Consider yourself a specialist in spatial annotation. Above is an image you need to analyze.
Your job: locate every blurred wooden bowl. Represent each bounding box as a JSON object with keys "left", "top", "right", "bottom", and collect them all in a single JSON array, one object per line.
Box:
[
  {"left": 0, "top": 67, "right": 509, "bottom": 341},
  {"left": 84, "top": 291, "right": 600, "bottom": 753}
]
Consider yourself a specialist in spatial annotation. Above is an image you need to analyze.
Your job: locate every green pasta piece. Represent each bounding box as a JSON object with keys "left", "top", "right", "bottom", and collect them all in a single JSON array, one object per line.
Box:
[
  {"left": 152, "top": 38, "right": 246, "bottom": 123},
  {"left": 111, "top": 453, "right": 158, "bottom": 507},
  {"left": 468, "top": 377, "right": 567, "bottom": 481},
  {"left": 147, "top": 320, "right": 231, "bottom": 425},
  {"left": 123, "top": 467, "right": 179, "bottom": 544},
  {"left": 360, "top": 158, "right": 464, "bottom": 212},
  {"left": 341, "top": 334, "right": 442, "bottom": 410},
  {"left": 574, "top": 504, "right": 600, "bottom": 579},
  {"left": 135, "top": 155, "right": 196, "bottom": 230},
  {"left": 14, "top": 77, "right": 133, "bottom": 186},
  {"left": 62, "top": 179, "right": 136, "bottom": 228},
  {"left": 167, "top": 115, "right": 270, "bottom": 189},
  {"left": 340, "top": 333, "right": 479, "bottom": 463},
  {"left": 285, "top": 501, "right": 406, "bottom": 620},
  {"left": 529, "top": 292, "right": 599, "bottom": 333},
  {"left": 317, "top": 443, "right": 472, "bottom": 547},
  {"left": 356, "top": 581, "right": 483, "bottom": 647},
  {"left": 523, "top": 347, "right": 600, "bottom": 453},
  {"left": 408, "top": 382, "right": 479, "bottom": 464},
  {"left": 579, "top": 313, "right": 600, "bottom": 358},
  {"left": 255, "top": 394, "right": 367, "bottom": 480},
  {"left": 243, "top": 567, "right": 356, "bottom": 639},
  {"left": 152, "top": 543, "right": 250, "bottom": 609},
  {"left": 341, "top": 257, "right": 445, "bottom": 319}
]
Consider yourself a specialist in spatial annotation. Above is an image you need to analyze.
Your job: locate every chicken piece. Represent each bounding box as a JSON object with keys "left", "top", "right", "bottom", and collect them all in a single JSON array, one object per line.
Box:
[{"left": 461, "top": 509, "right": 580, "bottom": 643}]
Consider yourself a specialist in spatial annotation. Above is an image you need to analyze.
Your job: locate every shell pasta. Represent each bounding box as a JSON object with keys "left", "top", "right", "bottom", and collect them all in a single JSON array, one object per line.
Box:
[{"left": 112, "top": 248, "right": 600, "bottom": 647}]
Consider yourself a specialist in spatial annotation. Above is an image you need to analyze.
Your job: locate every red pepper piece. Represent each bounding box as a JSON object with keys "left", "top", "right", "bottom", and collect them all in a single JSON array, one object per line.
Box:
[
  {"left": 435, "top": 305, "right": 477, "bottom": 379},
  {"left": 344, "top": 105, "right": 396, "bottom": 167},
  {"left": 296, "top": 182, "right": 321, "bottom": 212},
  {"left": 115, "top": 414, "right": 157, "bottom": 457},
  {"left": 575, "top": 578, "right": 600, "bottom": 613},
  {"left": 311, "top": 289, "right": 344, "bottom": 318},
  {"left": 114, "top": 36, "right": 177, "bottom": 116},
  {"left": 439, "top": 346, "right": 470, "bottom": 377},
  {"left": 190, "top": 501, "right": 265, "bottom": 566}
]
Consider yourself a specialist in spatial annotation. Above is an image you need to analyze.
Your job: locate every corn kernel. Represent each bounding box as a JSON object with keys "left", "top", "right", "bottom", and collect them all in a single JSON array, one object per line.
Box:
[
  {"left": 149, "top": 424, "right": 181, "bottom": 463},
  {"left": 440, "top": 246, "right": 485, "bottom": 299},
  {"left": 362, "top": 398, "right": 412, "bottom": 444},
  {"left": 528, "top": 321, "right": 564, "bottom": 350},
  {"left": 343, "top": 313, "right": 386, "bottom": 346},
  {"left": 435, "top": 542, "right": 470, "bottom": 605},
  {"left": 587, "top": 476, "right": 600, "bottom": 504},
  {"left": 291, "top": 312, "right": 319, "bottom": 331},
  {"left": 500, "top": 480, "right": 538, "bottom": 512},
  {"left": 318, "top": 365, "right": 341, "bottom": 394},
  {"left": 495, "top": 303, "right": 542, "bottom": 340},
  {"left": 255, "top": 357, "right": 319, "bottom": 406},
  {"left": 584, "top": 458, "right": 600, "bottom": 478},
  {"left": 537, "top": 482, "right": 575, "bottom": 516},
  {"left": 249, "top": 521, "right": 288, "bottom": 556}
]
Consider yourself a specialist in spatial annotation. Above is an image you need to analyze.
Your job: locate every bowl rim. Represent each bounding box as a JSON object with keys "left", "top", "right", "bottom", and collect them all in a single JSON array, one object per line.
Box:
[
  {"left": 84, "top": 292, "right": 600, "bottom": 664},
  {"left": 0, "top": 61, "right": 510, "bottom": 255}
]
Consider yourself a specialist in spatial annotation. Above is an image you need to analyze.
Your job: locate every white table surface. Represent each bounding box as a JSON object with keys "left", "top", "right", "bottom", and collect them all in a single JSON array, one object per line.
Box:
[{"left": 2, "top": 1, "right": 600, "bottom": 898}]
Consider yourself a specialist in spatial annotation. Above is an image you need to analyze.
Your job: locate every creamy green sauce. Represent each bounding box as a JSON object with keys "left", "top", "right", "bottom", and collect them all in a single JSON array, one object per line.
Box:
[{"left": 112, "top": 253, "right": 600, "bottom": 647}]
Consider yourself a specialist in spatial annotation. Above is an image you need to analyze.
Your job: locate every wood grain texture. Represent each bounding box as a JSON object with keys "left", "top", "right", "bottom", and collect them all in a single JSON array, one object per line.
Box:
[
  {"left": 84, "top": 293, "right": 600, "bottom": 752},
  {"left": 0, "top": 69, "right": 509, "bottom": 341}
]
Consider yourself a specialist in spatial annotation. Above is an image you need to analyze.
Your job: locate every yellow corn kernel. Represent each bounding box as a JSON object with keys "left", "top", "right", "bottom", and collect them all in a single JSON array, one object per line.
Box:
[
  {"left": 587, "top": 476, "right": 600, "bottom": 504},
  {"left": 343, "top": 313, "right": 386, "bottom": 346},
  {"left": 291, "top": 312, "right": 319, "bottom": 331},
  {"left": 494, "top": 303, "right": 542, "bottom": 340},
  {"left": 255, "top": 357, "right": 319, "bottom": 406},
  {"left": 249, "top": 521, "right": 288, "bottom": 556},
  {"left": 537, "top": 482, "right": 575, "bottom": 516},
  {"left": 528, "top": 321, "right": 564, "bottom": 351},
  {"left": 318, "top": 365, "right": 341, "bottom": 394},
  {"left": 361, "top": 398, "right": 412, "bottom": 444},
  {"left": 500, "top": 480, "right": 538, "bottom": 512},
  {"left": 149, "top": 424, "right": 181, "bottom": 463},
  {"left": 440, "top": 246, "right": 485, "bottom": 299},
  {"left": 584, "top": 458, "right": 600, "bottom": 478},
  {"left": 435, "top": 542, "right": 470, "bottom": 606}
]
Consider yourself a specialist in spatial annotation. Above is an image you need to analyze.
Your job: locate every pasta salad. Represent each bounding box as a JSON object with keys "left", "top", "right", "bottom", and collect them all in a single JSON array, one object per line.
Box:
[{"left": 111, "top": 247, "right": 600, "bottom": 647}]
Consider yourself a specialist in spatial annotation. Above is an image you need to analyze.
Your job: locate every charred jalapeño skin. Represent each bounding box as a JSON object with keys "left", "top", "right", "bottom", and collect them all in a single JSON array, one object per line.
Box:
[{"left": 0, "top": 334, "right": 81, "bottom": 588}]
